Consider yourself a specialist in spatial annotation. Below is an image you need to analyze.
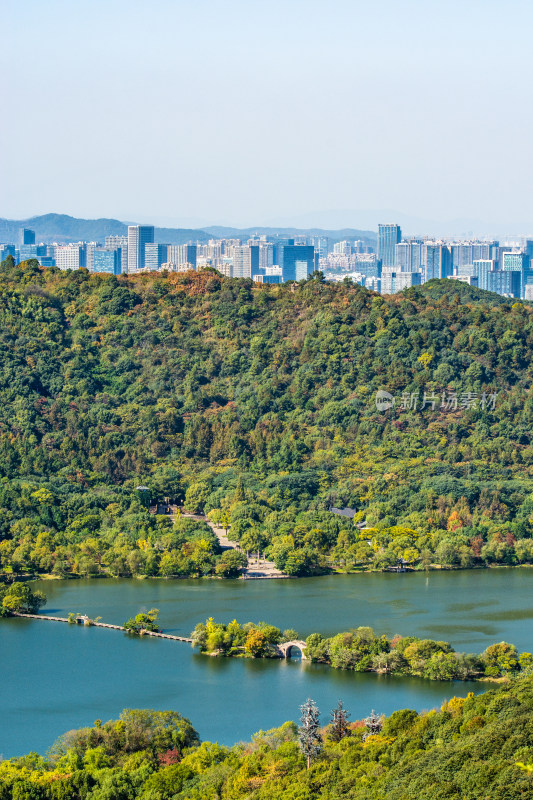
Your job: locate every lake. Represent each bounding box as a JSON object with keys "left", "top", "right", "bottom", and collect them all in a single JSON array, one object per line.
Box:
[{"left": 2, "top": 568, "right": 533, "bottom": 759}]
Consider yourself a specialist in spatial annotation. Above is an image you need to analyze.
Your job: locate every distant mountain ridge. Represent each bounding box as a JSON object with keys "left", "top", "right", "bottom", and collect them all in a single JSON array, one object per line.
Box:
[
  {"left": 0, "top": 213, "right": 377, "bottom": 245},
  {"left": 203, "top": 225, "right": 377, "bottom": 243},
  {"left": 0, "top": 214, "right": 211, "bottom": 245}
]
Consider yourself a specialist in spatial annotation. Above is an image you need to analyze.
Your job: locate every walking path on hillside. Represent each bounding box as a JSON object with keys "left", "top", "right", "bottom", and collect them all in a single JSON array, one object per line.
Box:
[{"left": 175, "top": 508, "right": 290, "bottom": 579}]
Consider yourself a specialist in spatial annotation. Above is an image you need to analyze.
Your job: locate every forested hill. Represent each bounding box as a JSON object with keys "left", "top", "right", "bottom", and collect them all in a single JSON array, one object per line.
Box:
[
  {"left": 0, "top": 258, "right": 532, "bottom": 579},
  {"left": 403, "top": 279, "right": 512, "bottom": 305}
]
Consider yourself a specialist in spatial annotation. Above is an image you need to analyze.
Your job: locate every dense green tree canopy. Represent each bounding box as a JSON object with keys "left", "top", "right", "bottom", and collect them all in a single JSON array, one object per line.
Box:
[
  {"left": 0, "top": 260, "right": 532, "bottom": 578},
  {"left": 0, "top": 582, "right": 46, "bottom": 615}
]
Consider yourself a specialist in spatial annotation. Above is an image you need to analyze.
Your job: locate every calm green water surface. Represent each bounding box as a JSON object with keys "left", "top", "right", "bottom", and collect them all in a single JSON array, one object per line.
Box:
[{"left": 2, "top": 568, "right": 533, "bottom": 758}]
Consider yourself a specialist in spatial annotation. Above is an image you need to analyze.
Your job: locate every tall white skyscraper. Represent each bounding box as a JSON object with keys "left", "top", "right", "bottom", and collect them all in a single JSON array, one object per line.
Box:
[
  {"left": 55, "top": 244, "right": 86, "bottom": 270},
  {"left": 166, "top": 244, "right": 197, "bottom": 269},
  {"left": 127, "top": 226, "right": 154, "bottom": 273},
  {"left": 232, "top": 245, "right": 259, "bottom": 278}
]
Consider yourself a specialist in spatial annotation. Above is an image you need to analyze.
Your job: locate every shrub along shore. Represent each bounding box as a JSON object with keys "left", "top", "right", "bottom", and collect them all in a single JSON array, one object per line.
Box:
[{"left": 191, "top": 618, "right": 532, "bottom": 681}]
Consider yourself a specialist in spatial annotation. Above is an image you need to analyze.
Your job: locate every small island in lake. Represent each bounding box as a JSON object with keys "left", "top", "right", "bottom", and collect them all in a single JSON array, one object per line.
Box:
[{"left": 192, "top": 617, "right": 533, "bottom": 682}]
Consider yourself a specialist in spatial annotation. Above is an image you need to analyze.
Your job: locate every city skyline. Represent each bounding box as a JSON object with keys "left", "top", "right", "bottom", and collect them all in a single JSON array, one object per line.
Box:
[{"left": 3, "top": 220, "right": 533, "bottom": 301}]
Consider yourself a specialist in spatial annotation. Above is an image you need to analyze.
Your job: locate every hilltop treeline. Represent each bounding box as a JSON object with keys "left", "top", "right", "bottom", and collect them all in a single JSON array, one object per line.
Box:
[
  {"left": 0, "top": 257, "right": 532, "bottom": 577},
  {"left": 2, "top": 678, "right": 533, "bottom": 798}
]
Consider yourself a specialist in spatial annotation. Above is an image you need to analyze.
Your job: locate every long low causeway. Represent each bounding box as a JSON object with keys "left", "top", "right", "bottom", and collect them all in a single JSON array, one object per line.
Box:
[{"left": 12, "top": 613, "right": 193, "bottom": 642}]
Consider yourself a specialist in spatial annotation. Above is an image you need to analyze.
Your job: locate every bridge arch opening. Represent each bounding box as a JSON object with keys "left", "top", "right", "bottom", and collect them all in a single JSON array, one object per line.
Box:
[
  {"left": 286, "top": 643, "right": 304, "bottom": 659},
  {"left": 277, "top": 640, "right": 308, "bottom": 660}
]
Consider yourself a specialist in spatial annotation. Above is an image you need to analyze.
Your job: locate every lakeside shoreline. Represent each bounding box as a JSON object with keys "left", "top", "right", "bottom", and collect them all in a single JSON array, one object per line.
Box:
[{"left": 4, "top": 561, "right": 533, "bottom": 585}]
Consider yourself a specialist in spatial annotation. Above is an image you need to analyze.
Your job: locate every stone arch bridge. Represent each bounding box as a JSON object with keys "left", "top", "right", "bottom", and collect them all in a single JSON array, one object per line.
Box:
[{"left": 276, "top": 640, "right": 308, "bottom": 659}]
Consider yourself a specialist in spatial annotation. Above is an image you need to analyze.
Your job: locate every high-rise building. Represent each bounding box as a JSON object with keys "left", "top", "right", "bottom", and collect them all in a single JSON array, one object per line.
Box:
[
  {"left": 105, "top": 235, "right": 128, "bottom": 248},
  {"left": 381, "top": 269, "right": 422, "bottom": 294},
  {"left": 423, "top": 243, "right": 452, "bottom": 281},
  {"left": 524, "top": 262, "right": 533, "bottom": 294},
  {"left": 127, "top": 225, "right": 154, "bottom": 273},
  {"left": 395, "top": 240, "right": 423, "bottom": 272},
  {"left": 258, "top": 243, "right": 274, "bottom": 269},
  {"left": 472, "top": 259, "right": 494, "bottom": 291},
  {"left": 166, "top": 244, "right": 197, "bottom": 270},
  {"left": 233, "top": 245, "right": 259, "bottom": 278},
  {"left": 449, "top": 275, "right": 479, "bottom": 287},
  {"left": 18, "top": 244, "right": 38, "bottom": 262},
  {"left": 0, "top": 244, "right": 16, "bottom": 262},
  {"left": 522, "top": 239, "right": 533, "bottom": 259},
  {"left": 333, "top": 241, "right": 352, "bottom": 256},
  {"left": 218, "top": 258, "right": 233, "bottom": 277},
  {"left": 294, "top": 258, "right": 315, "bottom": 281},
  {"left": 55, "top": 244, "right": 86, "bottom": 270},
  {"left": 93, "top": 248, "right": 121, "bottom": 275},
  {"left": 144, "top": 243, "right": 168, "bottom": 271},
  {"left": 456, "top": 263, "right": 476, "bottom": 278},
  {"left": 365, "top": 276, "right": 381, "bottom": 292},
  {"left": 502, "top": 251, "right": 528, "bottom": 270},
  {"left": 313, "top": 236, "right": 329, "bottom": 258},
  {"left": 451, "top": 243, "right": 473, "bottom": 270},
  {"left": 488, "top": 270, "right": 521, "bottom": 297},
  {"left": 472, "top": 242, "right": 497, "bottom": 261},
  {"left": 502, "top": 251, "right": 528, "bottom": 297},
  {"left": 18, "top": 244, "right": 49, "bottom": 264},
  {"left": 450, "top": 241, "right": 498, "bottom": 272},
  {"left": 377, "top": 224, "right": 401, "bottom": 267},
  {"left": 85, "top": 242, "right": 100, "bottom": 272},
  {"left": 19, "top": 228, "right": 35, "bottom": 245},
  {"left": 353, "top": 254, "right": 381, "bottom": 277},
  {"left": 253, "top": 273, "right": 282, "bottom": 284},
  {"left": 105, "top": 235, "right": 128, "bottom": 274},
  {"left": 276, "top": 244, "right": 315, "bottom": 281}
]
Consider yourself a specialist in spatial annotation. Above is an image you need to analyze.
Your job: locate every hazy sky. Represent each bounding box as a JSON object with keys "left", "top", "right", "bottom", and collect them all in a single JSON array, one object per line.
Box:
[{"left": 2, "top": 0, "right": 533, "bottom": 232}]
